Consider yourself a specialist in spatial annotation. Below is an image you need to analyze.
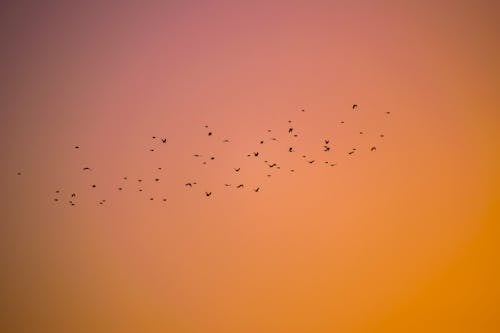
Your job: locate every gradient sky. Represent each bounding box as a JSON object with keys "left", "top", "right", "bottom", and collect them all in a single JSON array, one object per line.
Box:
[{"left": 1, "top": 1, "right": 499, "bottom": 332}]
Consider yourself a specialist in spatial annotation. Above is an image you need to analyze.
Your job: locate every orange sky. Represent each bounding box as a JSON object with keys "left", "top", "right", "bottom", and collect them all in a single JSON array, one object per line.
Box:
[{"left": 1, "top": 1, "right": 499, "bottom": 332}]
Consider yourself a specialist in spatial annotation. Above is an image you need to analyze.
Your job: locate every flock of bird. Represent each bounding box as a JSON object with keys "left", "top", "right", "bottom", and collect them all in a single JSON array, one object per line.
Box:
[{"left": 15, "top": 104, "right": 390, "bottom": 207}]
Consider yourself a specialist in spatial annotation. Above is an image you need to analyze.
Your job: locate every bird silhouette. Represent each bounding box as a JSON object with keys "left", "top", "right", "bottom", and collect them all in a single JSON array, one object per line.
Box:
[
  {"left": 352, "top": 104, "right": 358, "bottom": 109},
  {"left": 17, "top": 172, "right": 21, "bottom": 175},
  {"left": 208, "top": 132, "right": 213, "bottom": 136},
  {"left": 260, "top": 140, "right": 264, "bottom": 144},
  {"left": 308, "top": 160, "right": 315, "bottom": 164},
  {"left": 380, "top": 134, "right": 385, "bottom": 138},
  {"left": 288, "top": 128, "right": 293, "bottom": 133},
  {"left": 224, "top": 184, "right": 231, "bottom": 187},
  {"left": 371, "top": 146, "right": 377, "bottom": 151},
  {"left": 155, "top": 178, "right": 160, "bottom": 182},
  {"left": 237, "top": 184, "right": 244, "bottom": 189},
  {"left": 289, "top": 147, "right": 293, "bottom": 152},
  {"left": 185, "top": 183, "right": 193, "bottom": 187},
  {"left": 223, "top": 139, "right": 230, "bottom": 143},
  {"left": 254, "top": 187, "right": 260, "bottom": 192},
  {"left": 268, "top": 163, "right": 277, "bottom": 168},
  {"left": 118, "top": 187, "right": 123, "bottom": 191},
  {"left": 150, "top": 149, "right": 154, "bottom": 152},
  {"left": 83, "top": 167, "right": 91, "bottom": 171},
  {"left": 161, "top": 138, "right": 167, "bottom": 143},
  {"left": 71, "top": 193, "right": 76, "bottom": 198},
  {"left": 323, "top": 146, "right": 330, "bottom": 152},
  {"left": 152, "top": 136, "right": 156, "bottom": 139},
  {"left": 54, "top": 198, "right": 59, "bottom": 202},
  {"left": 193, "top": 154, "right": 202, "bottom": 157},
  {"left": 325, "top": 140, "right": 330, "bottom": 144},
  {"left": 210, "top": 157, "right": 215, "bottom": 160},
  {"left": 234, "top": 168, "right": 240, "bottom": 172},
  {"left": 91, "top": 185, "right": 96, "bottom": 188},
  {"left": 205, "top": 192, "right": 212, "bottom": 197},
  {"left": 254, "top": 152, "right": 259, "bottom": 157},
  {"left": 74, "top": 146, "right": 79, "bottom": 149}
]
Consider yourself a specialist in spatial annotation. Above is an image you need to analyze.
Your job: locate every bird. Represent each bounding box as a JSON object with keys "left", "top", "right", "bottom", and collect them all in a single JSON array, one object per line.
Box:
[
  {"left": 83, "top": 167, "right": 91, "bottom": 171},
  {"left": 158, "top": 167, "right": 162, "bottom": 170},
  {"left": 340, "top": 121, "right": 344, "bottom": 124},
  {"left": 254, "top": 152, "right": 259, "bottom": 157},
  {"left": 288, "top": 127, "right": 293, "bottom": 133},
  {"left": 150, "top": 149, "right": 154, "bottom": 152},
  {"left": 150, "top": 197, "right": 154, "bottom": 201},
  {"left": 210, "top": 157, "right": 215, "bottom": 160},
  {"left": 254, "top": 187, "right": 260, "bottom": 192},
  {"left": 301, "top": 108, "right": 305, "bottom": 112},
  {"left": 352, "top": 104, "right": 358, "bottom": 110},
  {"left": 138, "top": 179, "right": 142, "bottom": 182},
  {"left": 302, "top": 155, "right": 306, "bottom": 158},
  {"left": 224, "top": 184, "right": 231, "bottom": 187},
  {"left": 293, "top": 134, "right": 298, "bottom": 137},
  {"left": 234, "top": 168, "right": 240, "bottom": 172},
  {"left": 308, "top": 160, "right": 315, "bottom": 164},
  {"left": 223, "top": 139, "right": 230, "bottom": 143},
  {"left": 71, "top": 193, "right": 76, "bottom": 198},
  {"left": 91, "top": 185, "right": 96, "bottom": 188},
  {"left": 268, "top": 163, "right": 277, "bottom": 168},
  {"left": 325, "top": 139, "right": 330, "bottom": 144},
  {"left": 185, "top": 183, "right": 193, "bottom": 187},
  {"left": 324, "top": 146, "right": 330, "bottom": 152},
  {"left": 371, "top": 146, "right": 377, "bottom": 151},
  {"left": 17, "top": 172, "right": 21, "bottom": 176},
  {"left": 288, "top": 120, "right": 292, "bottom": 123},
  {"left": 123, "top": 177, "right": 128, "bottom": 180},
  {"left": 260, "top": 140, "right": 264, "bottom": 144},
  {"left": 330, "top": 163, "right": 337, "bottom": 167},
  {"left": 208, "top": 132, "right": 213, "bottom": 136},
  {"left": 267, "top": 129, "right": 272, "bottom": 132},
  {"left": 237, "top": 184, "right": 244, "bottom": 189},
  {"left": 74, "top": 146, "right": 79, "bottom": 149},
  {"left": 55, "top": 190, "right": 60, "bottom": 194},
  {"left": 267, "top": 174, "right": 271, "bottom": 177},
  {"left": 380, "top": 134, "right": 385, "bottom": 138},
  {"left": 152, "top": 136, "right": 156, "bottom": 139},
  {"left": 155, "top": 178, "right": 160, "bottom": 182},
  {"left": 161, "top": 138, "right": 167, "bottom": 143},
  {"left": 163, "top": 198, "right": 167, "bottom": 202},
  {"left": 139, "top": 189, "right": 143, "bottom": 192},
  {"left": 348, "top": 151, "right": 355, "bottom": 155},
  {"left": 289, "top": 147, "right": 293, "bottom": 152},
  {"left": 386, "top": 111, "right": 391, "bottom": 115},
  {"left": 205, "top": 192, "right": 212, "bottom": 197},
  {"left": 54, "top": 198, "right": 58, "bottom": 202},
  {"left": 193, "top": 154, "right": 202, "bottom": 157},
  {"left": 271, "top": 138, "right": 278, "bottom": 141},
  {"left": 290, "top": 169, "right": 295, "bottom": 172},
  {"left": 118, "top": 187, "right": 123, "bottom": 191}
]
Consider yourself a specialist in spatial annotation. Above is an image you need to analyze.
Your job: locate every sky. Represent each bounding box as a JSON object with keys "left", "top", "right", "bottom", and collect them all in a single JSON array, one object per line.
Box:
[{"left": 1, "top": 1, "right": 499, "bottom": 332}]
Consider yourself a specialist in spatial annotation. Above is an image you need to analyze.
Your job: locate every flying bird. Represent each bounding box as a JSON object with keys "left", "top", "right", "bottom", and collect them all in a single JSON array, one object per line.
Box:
[
  {"left": 83, "top": 167, "right": 91, "bottom": 171},
  {"left": 185, "top": 183, "right": 193, "bottom": 187},
  {"left": 223, "top": 139, "right": 230, "bottom": 143},
  {"left": 324, "top": 146, "right": 330, "bottom": 152},
  {"left": 205, "top": 192, "right": 212, "bottom": 197},
  {"left": 161, "top": 138, "right": 167, "bottom": 143},
  {"left": 254, "top": 187, "right": 260, "bottom": 192},
  {"left": 308, "top": 160, "right": 315, "bottom": 164},
  {"left": 371, "top": 146, "right": 377, "bottom": 151},
  {"left": 208, "top": 132, "right": 213, "bottom": 136},
  {"left": 234, "top": 168, "right": 240, "bottom": 172},
  {"left": 237, "top": 184, "right": 244, "bottom": 189},
  {"left": 289, "top": 147, "right": 293, "bottom": 152},
  {"left": 254, "top": 152, "right": 259, "bottom": 157},
  {"left": 325, "top": 140, "right": 330, "bottom": 144},
  {"left": 260, "top": 140, "right": 264, "bottom": 144},
  {"left": 71, "top": 193, "right": 76, "bottom": 198},
  {"left": 288, "top": 128, "right": 293, "bottom": 133},
  {"left": 352, "top": 104, "right": 358, "bottom": 109}
]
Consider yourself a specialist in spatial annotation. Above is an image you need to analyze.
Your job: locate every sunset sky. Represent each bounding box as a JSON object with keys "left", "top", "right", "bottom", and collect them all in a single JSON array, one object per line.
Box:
[{"left": 1, "top": 1, "right": 499, "bottom": 332}]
